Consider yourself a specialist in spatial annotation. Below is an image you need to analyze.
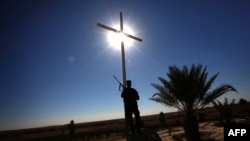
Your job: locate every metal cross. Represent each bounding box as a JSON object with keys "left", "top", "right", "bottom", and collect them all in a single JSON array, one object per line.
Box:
[
  {"left": 97, "top": 12, "right": 142, "bottom": 139},
  {"left": 97, "top": 12, "right": 142, "bottom": 87}
]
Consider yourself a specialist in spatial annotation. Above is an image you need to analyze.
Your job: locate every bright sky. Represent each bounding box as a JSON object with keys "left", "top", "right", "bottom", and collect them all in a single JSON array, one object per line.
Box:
[{"left": 1, "top": 0, "right": 250, "bottom": 131}]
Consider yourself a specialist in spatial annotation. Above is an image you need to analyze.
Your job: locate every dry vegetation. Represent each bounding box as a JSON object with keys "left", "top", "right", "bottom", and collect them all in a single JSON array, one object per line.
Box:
[{"left": 1, "top": 103, "right": 249, "bottom": 141}]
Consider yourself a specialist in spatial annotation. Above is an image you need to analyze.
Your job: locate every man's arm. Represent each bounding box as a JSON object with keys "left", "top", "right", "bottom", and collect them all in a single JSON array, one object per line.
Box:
[
  {"left": 134, "top": 89, "right": 139, "bottom": 100},
  {"left": 121, "top": 89, "right": 126, "bottom": 98}
]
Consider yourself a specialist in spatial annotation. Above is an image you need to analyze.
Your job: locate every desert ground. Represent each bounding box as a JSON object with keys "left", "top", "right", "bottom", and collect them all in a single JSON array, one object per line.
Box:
[
  {"left": 157, "top": 121, "right": 224, "bottom": 141},
  {"left": 1, "top": 103, "right": 249, "bottom": 141}
]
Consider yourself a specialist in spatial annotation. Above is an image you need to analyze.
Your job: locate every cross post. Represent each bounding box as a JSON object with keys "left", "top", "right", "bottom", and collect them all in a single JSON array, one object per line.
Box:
[{"left": 97, "top": 12, "right": 142, "bottom": 140}]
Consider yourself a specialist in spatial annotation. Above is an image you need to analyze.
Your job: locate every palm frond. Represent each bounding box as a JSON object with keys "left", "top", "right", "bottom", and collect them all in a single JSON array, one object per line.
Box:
[
  {"left": 150, "top": 64, "right": 238, "bottom": 114},
  {"left": 151, "top": 83, "right": 184, "bottom": 111},
  {"left": 203, "top": 84, "right": 238, "bottom": 106}
]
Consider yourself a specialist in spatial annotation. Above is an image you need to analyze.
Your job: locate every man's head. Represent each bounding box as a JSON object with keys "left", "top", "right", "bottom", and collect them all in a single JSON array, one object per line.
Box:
[{"left": 126, "top": 80, "right": 132, "bottom": 88}]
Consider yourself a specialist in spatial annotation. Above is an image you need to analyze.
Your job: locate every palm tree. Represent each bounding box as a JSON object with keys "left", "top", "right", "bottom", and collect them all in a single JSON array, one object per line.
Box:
[
  {"left": 150, "top": 64, "right": 237, "bottom": 141},
  {"left": 212, "top": 98, "right": 235, "bottom": 125}
]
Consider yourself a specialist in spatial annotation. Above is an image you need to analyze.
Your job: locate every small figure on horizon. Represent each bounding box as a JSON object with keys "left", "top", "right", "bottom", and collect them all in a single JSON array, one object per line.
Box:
[{"left": 121, "top": 80, "right": 141, "bottom": 134}]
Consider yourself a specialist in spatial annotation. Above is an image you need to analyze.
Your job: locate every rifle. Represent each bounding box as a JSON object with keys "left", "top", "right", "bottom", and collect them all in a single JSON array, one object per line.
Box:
[{"left": 113, "top": 75, "right": 125, "bottom": 91}]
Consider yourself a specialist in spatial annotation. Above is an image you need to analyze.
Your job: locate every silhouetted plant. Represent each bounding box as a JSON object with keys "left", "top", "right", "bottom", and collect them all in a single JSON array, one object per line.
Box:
[
  {"left": 238, "top": 98, "right": 248, "bottom": 104},
  {"left": 158, "top": 112, "right": 166, "bottom": 128},
  {"left": 212, "top": 98, "right": 235, "bottom": 125},
  {"left": 69, "top": 120, "right": 75, "bottom": 138},
  {"left": 150, "top": 64, "right": 238, "bottom": 141}
]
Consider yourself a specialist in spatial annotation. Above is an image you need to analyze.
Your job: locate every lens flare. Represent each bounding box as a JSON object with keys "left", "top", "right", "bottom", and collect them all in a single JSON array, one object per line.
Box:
[{"left": 107, "top": 25, "right": 134, "bottom": 50}]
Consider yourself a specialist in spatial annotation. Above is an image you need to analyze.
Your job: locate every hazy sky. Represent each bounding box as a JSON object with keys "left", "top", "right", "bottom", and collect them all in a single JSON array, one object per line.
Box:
[{"left": 1, "top": 0, "right": 249, "bottom": 131}]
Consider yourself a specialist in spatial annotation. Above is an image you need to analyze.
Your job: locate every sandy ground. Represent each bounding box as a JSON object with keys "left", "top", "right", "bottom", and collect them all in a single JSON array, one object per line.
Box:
[
  {"left": 90, "top": 122, "right": 224, "bottom": 141},
  {"left": 157, "top": 122, "right": 223, "bottom": 141}
]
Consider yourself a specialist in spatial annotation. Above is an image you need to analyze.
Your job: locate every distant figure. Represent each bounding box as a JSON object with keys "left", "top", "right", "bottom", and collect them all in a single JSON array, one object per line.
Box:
[{"left": 121, "top": 80, "right": 141, "bottom": 134}]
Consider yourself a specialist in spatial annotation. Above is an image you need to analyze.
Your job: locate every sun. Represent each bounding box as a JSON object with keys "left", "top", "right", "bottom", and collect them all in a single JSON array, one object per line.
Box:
[{"left": 107, "top": 25, "right": 134, "bottom": 50}]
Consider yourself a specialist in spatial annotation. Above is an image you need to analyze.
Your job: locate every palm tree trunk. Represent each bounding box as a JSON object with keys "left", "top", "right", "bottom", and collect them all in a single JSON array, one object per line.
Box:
[{"left": 183, "top": 110, "right": 201, "bottom": 141}]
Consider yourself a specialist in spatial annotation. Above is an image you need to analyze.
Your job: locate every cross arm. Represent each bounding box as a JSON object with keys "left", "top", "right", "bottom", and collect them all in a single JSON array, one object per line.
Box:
[
  {"left": 97, "top": 23, "right": 142, "bottom": 42},
  {"left": 97, "top": 23, "right": 118, "bottom": 33},
  {"left": 124, "top": 33, "right": 142, "bottom": 42}
]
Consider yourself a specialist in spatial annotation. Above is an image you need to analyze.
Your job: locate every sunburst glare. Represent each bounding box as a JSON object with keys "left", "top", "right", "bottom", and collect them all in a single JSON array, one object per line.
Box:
[{"left": 107, "top": 25, "right": 135, "bottom": 50}]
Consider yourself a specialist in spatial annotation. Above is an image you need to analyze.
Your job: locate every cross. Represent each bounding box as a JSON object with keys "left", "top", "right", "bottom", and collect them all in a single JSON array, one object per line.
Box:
[
  {"left": 97, "top": 12, "right": 142, "bottom": 86},
  {"left": 97, "top": 12, "right": 142, "bottom": 139}
]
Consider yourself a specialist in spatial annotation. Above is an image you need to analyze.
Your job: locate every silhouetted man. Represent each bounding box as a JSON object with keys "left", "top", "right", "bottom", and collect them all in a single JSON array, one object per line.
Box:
[{"left": 121, "top": 80, "right": 141, "bottom": 134}]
